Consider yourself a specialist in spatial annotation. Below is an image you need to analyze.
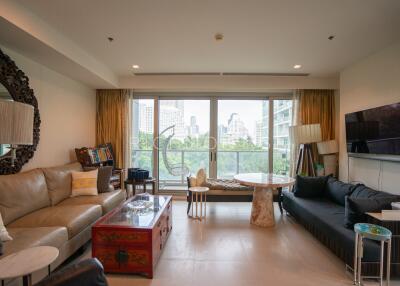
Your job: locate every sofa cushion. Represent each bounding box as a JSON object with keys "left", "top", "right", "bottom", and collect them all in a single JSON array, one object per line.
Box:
[
  {"left": 293, "top": 175, "right": 329, "bottom": 198},
  {"left": 283, "top": 190, "right": 380, "bottom": 262},
  {"left": 42, "top": 162, "right": 82, "bottom": 205},
  {"left": 58, "top": 189, "right": 126, "bottom": 214},
  {"left": 0, "top": 169, "right": 51, "bottom": 225},
  {"left": 326, "top": 177, "right": 356, "bottom": 206},
  {"left": 350, "top": 184, "right": 400, "bottom": 200},
  {"left": 84, "top": 166, "right": 113, "bottom": 193},
  {"left": 8, "top": 205, "right": 102, "bottom": 239},
  {"left": 344, "top": 196, "right": 396, "bottom": 229},
  {"left": 203, "top": 178, "right": 253, "bottom": 191},
  {"left": 71, "top": 169, "right": 98, "bottom": 197},
  {"left": 3, "top": 227, "right": 68, "bottom": 256}
]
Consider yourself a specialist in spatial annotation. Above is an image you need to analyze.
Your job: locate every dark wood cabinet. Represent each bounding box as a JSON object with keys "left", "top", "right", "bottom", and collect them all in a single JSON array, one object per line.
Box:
[{"left": 92, "top": 195, "right": 172, "bottom": 278}]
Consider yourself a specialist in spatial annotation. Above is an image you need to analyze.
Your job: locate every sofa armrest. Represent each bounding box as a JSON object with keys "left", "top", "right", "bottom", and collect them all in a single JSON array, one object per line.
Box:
[{"left": 35, "top": 258, "right": 108, "bottom": 286}]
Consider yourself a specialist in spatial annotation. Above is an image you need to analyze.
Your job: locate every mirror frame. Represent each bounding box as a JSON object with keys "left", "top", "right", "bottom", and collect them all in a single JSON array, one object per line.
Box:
[{"left": 0, "top": 48, "right": 41, "bottom": 174}]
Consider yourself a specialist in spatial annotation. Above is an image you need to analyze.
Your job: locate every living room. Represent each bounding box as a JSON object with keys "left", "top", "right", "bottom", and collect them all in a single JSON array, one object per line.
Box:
[{"left": 0, "top": 1, "right": 400, "bottom": 285}]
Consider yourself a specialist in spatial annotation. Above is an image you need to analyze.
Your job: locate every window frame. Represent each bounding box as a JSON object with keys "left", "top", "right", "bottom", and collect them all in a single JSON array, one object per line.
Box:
[{"left": 130, "top": 92, "right": 293, "bottom": 192}]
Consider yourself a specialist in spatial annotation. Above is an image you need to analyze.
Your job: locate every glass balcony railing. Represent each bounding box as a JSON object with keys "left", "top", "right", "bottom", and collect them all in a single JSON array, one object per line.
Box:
[{"left": 132, "top": 149, "right": 285, "bottom": 189}]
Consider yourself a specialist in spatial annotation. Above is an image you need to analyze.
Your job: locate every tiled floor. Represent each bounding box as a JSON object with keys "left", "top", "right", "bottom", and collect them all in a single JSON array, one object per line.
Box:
[{"left": 80, "top": 199, "right": 399, "bottom": 286}]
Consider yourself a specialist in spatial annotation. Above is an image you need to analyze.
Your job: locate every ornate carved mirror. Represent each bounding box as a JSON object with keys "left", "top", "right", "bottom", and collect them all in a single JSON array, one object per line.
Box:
[{"left": 0, "top": 48, "right": 41, "bottom": 174}]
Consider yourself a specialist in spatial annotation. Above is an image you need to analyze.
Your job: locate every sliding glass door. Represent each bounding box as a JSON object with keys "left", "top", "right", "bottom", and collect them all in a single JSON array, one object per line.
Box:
[
  {"left": 130, "top": 95, "right": 293, "bottom": 191},
  {"left": 216, "top": 99, "right": 269, "bottom": 178},
  {"left": 158, "top": 99, "right": 210, "bottom": 190}
]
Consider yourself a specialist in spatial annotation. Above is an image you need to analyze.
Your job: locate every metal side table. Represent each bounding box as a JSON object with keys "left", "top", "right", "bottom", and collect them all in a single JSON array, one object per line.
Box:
[{"left": 354, "top": 223, "right": 392, "bottom": 286}]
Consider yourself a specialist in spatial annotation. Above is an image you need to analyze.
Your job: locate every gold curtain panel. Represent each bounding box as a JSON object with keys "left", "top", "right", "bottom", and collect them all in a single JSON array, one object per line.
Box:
[
  {"left": 96, "top": 90, "right": 128, "bottom": 168},
  {"left": 298, "top": 89, "right": 335, "bottom": 141}
]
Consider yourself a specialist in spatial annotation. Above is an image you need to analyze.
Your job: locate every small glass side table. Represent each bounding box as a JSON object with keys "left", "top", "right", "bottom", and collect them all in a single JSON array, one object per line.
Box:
[
  {"left": 188, "top": 187, "right": 209, "bottom": 221},
  {"left": 354, "top": 223, "right": 392, "bottom": 286}
]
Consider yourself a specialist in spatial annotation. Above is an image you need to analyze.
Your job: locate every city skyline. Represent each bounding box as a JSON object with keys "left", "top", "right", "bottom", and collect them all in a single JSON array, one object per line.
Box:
[{"left": 132, "top": 99, "right": 292, "bottom": 150}]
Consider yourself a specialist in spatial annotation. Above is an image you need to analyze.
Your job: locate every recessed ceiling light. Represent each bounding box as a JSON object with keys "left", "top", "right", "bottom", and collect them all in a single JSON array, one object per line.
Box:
[
  {"left": 215, "top": 33, "right": 224, "bottom": 41},
  {"left": 293, "top": 64, "right": 302, "bottom": 69},
  {"left": 132, "top": 65, "right": 140, "bottom": 69}
]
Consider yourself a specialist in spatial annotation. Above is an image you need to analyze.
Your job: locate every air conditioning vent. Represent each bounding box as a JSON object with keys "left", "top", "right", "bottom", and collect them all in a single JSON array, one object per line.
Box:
[{"left": 132, "top": 72, "right": 309, "bottom": 76}]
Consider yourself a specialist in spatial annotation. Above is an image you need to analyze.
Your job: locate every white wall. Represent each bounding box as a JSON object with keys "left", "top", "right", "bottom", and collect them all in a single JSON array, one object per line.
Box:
[
  {"left": 339, "top": 40, "right": 400, "bottom": 194},
  {"left": 1, "top": 46, "right": 96, "bottom": 171}
]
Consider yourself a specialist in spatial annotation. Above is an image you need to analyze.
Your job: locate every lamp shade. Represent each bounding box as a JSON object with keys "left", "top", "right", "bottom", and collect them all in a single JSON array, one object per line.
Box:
[
  {"left": 317, "top": 140, "right": 339, "bottom": 155},
  {"left": 0, "top": 100, "right": 34, "bottom": 144},
  {"left": 289, "top": 124, "right": 322, "bottom": 144}
]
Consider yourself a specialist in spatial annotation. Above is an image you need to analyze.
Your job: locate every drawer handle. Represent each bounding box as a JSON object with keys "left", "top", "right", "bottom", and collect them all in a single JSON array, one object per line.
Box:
[{"left": 115, "top": 250, "right": 129, "bottom": 263}]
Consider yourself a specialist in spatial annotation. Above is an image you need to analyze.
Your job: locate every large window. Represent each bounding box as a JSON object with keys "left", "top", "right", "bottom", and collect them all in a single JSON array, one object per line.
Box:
[
  {"left": 273, "top": 100, "right": 292, "bottom": 175},
  {"left": 131, "top": 99, "right": 154, "bottom": 176},
  {"left": 217, "top": 100, "right": 269, "bottom": 178},
  {"left": 130, "top": 95, "right": 293, "bottom": 191}
]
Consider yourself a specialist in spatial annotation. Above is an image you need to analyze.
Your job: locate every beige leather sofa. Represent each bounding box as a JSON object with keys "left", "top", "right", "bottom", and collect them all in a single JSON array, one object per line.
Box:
[{"left": 0, "top": 162, "right": 125, "bottom": 281}]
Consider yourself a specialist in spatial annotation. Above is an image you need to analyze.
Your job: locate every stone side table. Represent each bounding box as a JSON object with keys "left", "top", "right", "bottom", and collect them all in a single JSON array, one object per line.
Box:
[
  {"left": 234, "top": 173, "right": 295, "bottom": 227},
  {"left": 0, "top": 246, "right": 59, "bottom": 286}
]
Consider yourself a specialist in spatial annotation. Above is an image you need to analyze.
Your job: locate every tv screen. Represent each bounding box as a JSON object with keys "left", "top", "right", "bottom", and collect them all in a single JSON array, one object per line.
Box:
[{"left": 345, "top": 102, "right": 400, "bottom": 155}]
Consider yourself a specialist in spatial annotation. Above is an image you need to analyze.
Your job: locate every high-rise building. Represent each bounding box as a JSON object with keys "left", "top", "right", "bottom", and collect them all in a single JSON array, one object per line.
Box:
[
  {"left": 186, "top": 115, "right": 200, "bottom": 137},
  {"left": 220, "top": 113, "right": 249, "bottom": 145},
  {"left": 159, "top": 101, "right": 185, "bottom": 140}
]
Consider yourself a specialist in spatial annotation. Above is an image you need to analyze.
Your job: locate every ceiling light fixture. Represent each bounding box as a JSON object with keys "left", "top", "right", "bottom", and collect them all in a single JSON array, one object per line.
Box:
[
  {"left": 132, "top": 65, "right": 140, "bottom": 69},
  {"left": 215, "top": 33, "right": 224, "bottom": 41},
  {"left": 293, "top": 64, "right": 302, "bottom": 69}
]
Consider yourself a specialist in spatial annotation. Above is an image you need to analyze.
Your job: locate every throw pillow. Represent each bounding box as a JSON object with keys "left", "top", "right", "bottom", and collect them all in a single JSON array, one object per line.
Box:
[
  {"left": 293, "top": 175, "right": 329, "bottom": 198},
  {"left": 71, "top": 169, "right": 98, "bottom": 197},
  {"left": 0, "top": 212, "right": 12, "bottom": 242},
  {"left": 189, "top": 176, "right": 197, "bottom": 187},
  {"left": 344, "top": 196, "right": 395, "bottom": 229},
  {"left": 196, "top": 168, "right": 207, "bottom": 186},
  {"left": 326, "top": 177, "right": 356, "bottom": 206},
  {"left": 84, "top": 166, "right": 113, "bottom": 193}
]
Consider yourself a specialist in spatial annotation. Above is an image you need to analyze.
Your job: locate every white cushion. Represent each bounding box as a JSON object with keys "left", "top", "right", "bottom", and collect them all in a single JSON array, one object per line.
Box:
[
  {"left": 71, "top": 169, "right": 98, "bottom": 197},
  {"left": 189, "top": 176, "right": 197, "bottom": 187},
  {"left": 0, "top": 212, "right": 12, "bottom": 241},
  {"left": 196, "top": 168, "right": 207, "bottom": 186}
]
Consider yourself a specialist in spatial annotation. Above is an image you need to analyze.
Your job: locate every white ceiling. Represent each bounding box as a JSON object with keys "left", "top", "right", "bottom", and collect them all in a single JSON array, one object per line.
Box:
[{"left": 8, "top": 0, "right": 400, "bottom": 78}]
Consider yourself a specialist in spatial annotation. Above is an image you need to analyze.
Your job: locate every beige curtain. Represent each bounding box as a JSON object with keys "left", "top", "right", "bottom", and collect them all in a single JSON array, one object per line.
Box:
[{"left": 96, "top": 89, "right": 129, "bottom": 168}]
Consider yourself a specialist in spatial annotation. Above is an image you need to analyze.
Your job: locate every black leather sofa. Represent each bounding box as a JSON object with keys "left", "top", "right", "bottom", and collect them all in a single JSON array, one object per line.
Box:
[{"left": 283, "top": 176, "right": 400, "bottom": 276}]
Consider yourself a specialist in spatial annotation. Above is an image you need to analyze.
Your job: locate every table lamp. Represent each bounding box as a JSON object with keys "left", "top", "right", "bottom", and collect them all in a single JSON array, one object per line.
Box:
[
  {"left": 0, "top": 100, "right": 34, "bottom": 167},
  {"left": 289, "top": 123, "right": 322, "bottom": 176},
  {"left": 317, "top": 140, "right": 339, "bottom": 177}
]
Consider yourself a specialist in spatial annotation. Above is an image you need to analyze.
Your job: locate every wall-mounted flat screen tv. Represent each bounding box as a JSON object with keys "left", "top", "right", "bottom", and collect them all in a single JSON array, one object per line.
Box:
[{"left": 345, "top": 102, "right": 400, "bottom": 155}]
